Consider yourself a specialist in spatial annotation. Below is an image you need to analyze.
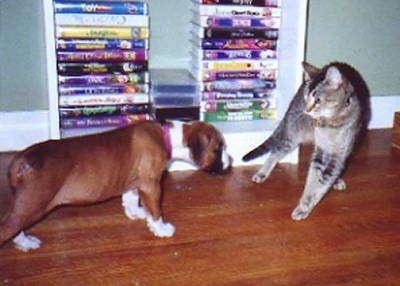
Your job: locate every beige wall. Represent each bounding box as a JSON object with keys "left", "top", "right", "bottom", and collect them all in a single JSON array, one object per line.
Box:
[
  {"left": 1, "top": 0, "right": 399, "bottom": 111},
  {"left": 306, "top": 0, "right": 400, "bottom": 96},
  {"left": 0, "top": 0, "right": 48, "bottom": 111}
]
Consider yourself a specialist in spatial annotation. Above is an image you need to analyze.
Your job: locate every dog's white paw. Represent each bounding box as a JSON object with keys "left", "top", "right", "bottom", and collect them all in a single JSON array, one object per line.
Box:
[
  {"left": 146, "top": 217, "right": 175, "bottom": 238},
  {"left": 13, "top": 231, "right": 42, "bottom": 252},
  {"left": 252, "top": 172, "right": 268, "bottom": 183}
]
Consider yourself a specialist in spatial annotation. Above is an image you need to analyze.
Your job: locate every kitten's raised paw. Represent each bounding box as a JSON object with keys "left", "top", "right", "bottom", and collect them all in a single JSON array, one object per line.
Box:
[
  {"left": 252, "top": 172, "right": 268, "bottom": 183},
  {"left": 333, "top": 178, "right": 346, "bottom": 191},
  {"left": 291, "top": 205, "right": 311, "bottom": 220}
]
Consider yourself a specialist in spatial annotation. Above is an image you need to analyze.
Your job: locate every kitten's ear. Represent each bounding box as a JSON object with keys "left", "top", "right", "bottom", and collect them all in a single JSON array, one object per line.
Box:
[
  {"left": 325, "top": 66, "right": 343, "bottom": 89},
  {"left": 302, "top": 62, "right": 320, "bottom": 79}
]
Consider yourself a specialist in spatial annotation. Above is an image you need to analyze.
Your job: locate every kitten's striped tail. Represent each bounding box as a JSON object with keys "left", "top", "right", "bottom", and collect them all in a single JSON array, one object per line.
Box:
[{"left": 242, "top": 138, "right": 272, "bottom": 161}]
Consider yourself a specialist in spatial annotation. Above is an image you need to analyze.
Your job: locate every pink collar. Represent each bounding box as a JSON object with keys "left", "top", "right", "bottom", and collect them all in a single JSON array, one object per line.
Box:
[{"left": 162, "top": 123, "right": 172, "bottom": 159}]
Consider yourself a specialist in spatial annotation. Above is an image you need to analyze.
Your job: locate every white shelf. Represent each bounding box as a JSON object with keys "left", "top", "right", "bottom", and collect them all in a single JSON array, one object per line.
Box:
[
  {"left": 43, "top": 0, "right": 60, "bottom": 139},
  {"left": 41, "top": 0, "right": 308, "bottom": 167}
]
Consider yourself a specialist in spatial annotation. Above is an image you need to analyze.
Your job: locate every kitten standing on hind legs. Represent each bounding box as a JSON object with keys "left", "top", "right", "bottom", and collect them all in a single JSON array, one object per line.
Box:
[{"left": 242, "top": 61, "right": 371, "bottom": 220}]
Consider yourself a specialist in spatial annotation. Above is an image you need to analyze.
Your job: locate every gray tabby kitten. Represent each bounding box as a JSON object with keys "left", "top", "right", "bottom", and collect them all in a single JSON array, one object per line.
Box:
[{"left": 242, "top": 61, "right": 371, "bottom": 220}]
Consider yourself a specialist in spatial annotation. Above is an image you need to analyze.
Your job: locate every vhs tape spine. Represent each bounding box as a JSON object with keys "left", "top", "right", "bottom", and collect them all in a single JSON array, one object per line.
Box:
[
  {"left": 200, "top": 69, "right": 277, "bottom": 81},
  {"left": 202, "top": 98, "right": 275, "bottom": 112},
  {"left": 55, "top": 14, "right": 149, "bottom": 26},
  {"left": 58, "top": 73, "right": 149, "bottom": 85},
  {"left": 60, "top": 114, "right": 149, "bottom": 129},
  {"left": 58, "top": 84, "right": 147, "bottom": 95},
  {"left": 197, "top": 27, "right": 279, "bottom": 39},
  {"left": 196, "top": 0, "right": 281, "bottom": 7},
  {"left": 196, "top": 59, "right": 278, "bottom": 70},
  {"left": 200, "top": 79, "right": 276, "bottom": 92},
  {"left": 193, "top": 15, "right": 280, "bottom": 29},
  {"left": 199, "top": 38, "right": 278, "bottom": 50},
  {"left": 58, "top": 62, "right": 148, "bottom": 75},
  {"left": 201, "top": 109, "right": 276, "bottom": 122},
  {"left": 195, "top": 4, "right": 281, "bottom": 17},
  {"left": 54, "top": 1, "right": 148, "bottom": 15},
  {"left": 56, "top": 38, "right": 148, "bottom": 50},
  {"left": 56, "top": 26, "right": 149, "bottom": 39},
  {"left": 197, "top": 49, "right": 277, "bottom": 60},
  {"left": 59, "top": 104, "right": 150, "bottom": 118},
  {"left": 202, "top": 90, "right": 275, "bottom": 100},
  {"left": 57, "top": 49, "right": 147, "bottom": 62},
  {"left": 59, "top": 93, "right": 150, "bottom": 106}
]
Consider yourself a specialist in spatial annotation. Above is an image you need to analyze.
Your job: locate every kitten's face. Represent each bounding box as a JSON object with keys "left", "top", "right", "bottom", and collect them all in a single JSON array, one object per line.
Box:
[{"left": 303, "top": 64, "right": 355, "bottom": 121}]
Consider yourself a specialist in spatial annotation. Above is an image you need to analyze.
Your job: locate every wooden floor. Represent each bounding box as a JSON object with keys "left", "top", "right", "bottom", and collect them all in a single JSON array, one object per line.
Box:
[{"left": 0, "top": 129, "right": 399, "bottom": 285}]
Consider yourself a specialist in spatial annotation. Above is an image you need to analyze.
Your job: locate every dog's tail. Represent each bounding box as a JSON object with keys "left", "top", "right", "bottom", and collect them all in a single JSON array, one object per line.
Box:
[{"left": 242, "top": 137, "right": 274, "bottom": 162}]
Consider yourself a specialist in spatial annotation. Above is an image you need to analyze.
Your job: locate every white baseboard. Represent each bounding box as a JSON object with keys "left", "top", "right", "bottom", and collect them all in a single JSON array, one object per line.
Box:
[
  {"left": 0, "top": 111, "right": 49, "bottom": 152},
  {"left": 1, "top": 95, "right": 399, "bottom": 166},
  {"left": 169, "top": 130, "right": 298, "bottom": 171},
  {"left": 369, "top": 95, "right": 400, "bottom": 129}
]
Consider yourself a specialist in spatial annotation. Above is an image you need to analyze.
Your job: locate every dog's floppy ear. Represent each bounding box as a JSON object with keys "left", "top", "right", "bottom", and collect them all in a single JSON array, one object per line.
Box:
[
  {"left": 184, "top": 126, "right": 209, "bottom": 166},
  {"left": 182, "top": 122, "right": 192, "bottom": 147},
  {"left": 182, "top": 122, "right": 216, "bottom": 167}
]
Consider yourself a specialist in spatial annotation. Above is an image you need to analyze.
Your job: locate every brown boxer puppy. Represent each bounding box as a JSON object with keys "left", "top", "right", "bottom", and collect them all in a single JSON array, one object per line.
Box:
[{"left": 0, "top": 120, "right": 232, "bottom": 251}]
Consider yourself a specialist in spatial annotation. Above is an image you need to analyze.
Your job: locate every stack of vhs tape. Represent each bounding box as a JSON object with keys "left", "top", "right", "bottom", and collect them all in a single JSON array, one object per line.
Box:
[
  {"left": 54, "top": 0, "right": 150, "bottom": 137},
  {"left": 190, "top": 0, "right": 281, "bottom": 122}
]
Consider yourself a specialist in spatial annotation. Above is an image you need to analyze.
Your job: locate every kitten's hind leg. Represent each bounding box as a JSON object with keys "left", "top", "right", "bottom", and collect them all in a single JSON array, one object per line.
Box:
[
  {"left": 252, "top": 152, "right": 281, "bottom": 183},
  {"left": 252, "top": 142, "right": 298, "bottom": 184}
]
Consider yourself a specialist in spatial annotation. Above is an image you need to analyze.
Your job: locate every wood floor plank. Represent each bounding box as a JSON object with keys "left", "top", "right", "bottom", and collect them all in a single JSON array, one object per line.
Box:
[{"left": 0, "top": 129, "right": 399, "bottom": 285}]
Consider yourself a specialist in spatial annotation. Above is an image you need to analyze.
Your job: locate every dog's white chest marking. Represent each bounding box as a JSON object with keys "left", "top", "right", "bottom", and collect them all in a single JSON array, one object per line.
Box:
[
  {"left": 221, "top": 148, "right": 231, "bottom": 170},
  {"left": 169, "top": 122, "right": 192, "bottom": 162}
]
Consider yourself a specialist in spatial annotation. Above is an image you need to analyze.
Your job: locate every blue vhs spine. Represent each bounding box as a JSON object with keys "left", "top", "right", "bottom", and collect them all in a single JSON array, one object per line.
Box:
[
  {"left": 54, "top": 1, "right": 147, "bottom": 15},
  {"left": 56, "top": 38, "right": 148, "bottom": 50}
]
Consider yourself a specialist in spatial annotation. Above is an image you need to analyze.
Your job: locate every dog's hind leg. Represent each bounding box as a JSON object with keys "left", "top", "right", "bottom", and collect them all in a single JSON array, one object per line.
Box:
[
  {"left": 122, "top": 189, "right": 146, "bottom": 220},
  {"left": 0, "top": 207, "right": 44, "bottom": 251},
  {"left": 0, "top": 187, "right": 54, "bottom": 251}
]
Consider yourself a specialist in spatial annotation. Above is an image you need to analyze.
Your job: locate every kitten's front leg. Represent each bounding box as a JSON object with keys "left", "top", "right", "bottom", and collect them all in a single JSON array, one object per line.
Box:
[
  {"left": 291, "top": 167, "right": 331, "bottom": 220},
  {"left": 292, "top": 150, "right": 343, "bottom": 220}
]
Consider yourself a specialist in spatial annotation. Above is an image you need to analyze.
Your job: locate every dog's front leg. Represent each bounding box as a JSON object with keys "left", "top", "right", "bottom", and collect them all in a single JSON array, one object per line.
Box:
[{"left": 139, "top": 179, "right": 175, "bottom": 238}]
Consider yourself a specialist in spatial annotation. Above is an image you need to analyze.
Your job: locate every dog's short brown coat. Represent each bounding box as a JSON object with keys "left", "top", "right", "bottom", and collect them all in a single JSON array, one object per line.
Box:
[{"left": 0, "top": 120, "right": 230, "bottom": 248}]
